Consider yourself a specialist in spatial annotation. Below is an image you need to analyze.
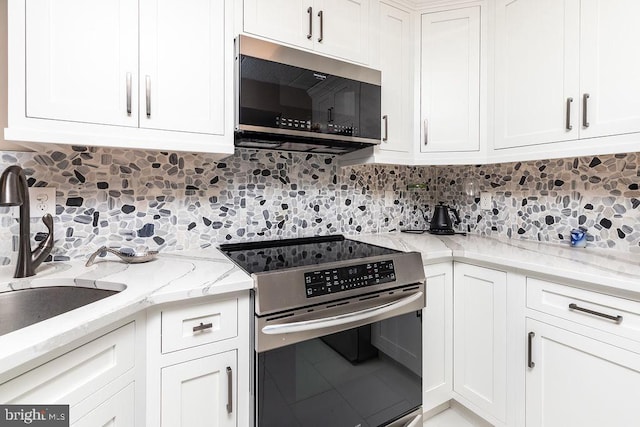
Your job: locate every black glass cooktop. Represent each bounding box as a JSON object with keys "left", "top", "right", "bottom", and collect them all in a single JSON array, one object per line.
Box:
[{"left": 219, "top": 235, "right": 399, "bottom": 274}]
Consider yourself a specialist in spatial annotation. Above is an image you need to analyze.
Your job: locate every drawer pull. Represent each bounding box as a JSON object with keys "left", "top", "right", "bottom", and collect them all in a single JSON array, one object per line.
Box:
[
  {"left": 317, "top": 10, "right": 324, "bottom": 43},
  {"left": 126, "top": 72, "right": 132, "bottom": 116},
  {"left": 528, "top": 332, "right": 535, "bottom": 368},
  {"left": 192, "top": 322, "right": 213, "bottom": 332},
  {"left": 565, "top": 97, "right": 573, "bottom": 130},
  {"left": 568, "top": 303, "right": 622, "bottom": 324},
  {"left": 226, "top": 367, "right": 233, "bottom": 414},
  {"left": 382, "top": 115, "right": 388, "bottom": 142},
  {"left": 145, "top": 75, "right": 151, "bottom": 118},
  {"left": 582, "top": 93, "right": 590, "bottom": 128}
]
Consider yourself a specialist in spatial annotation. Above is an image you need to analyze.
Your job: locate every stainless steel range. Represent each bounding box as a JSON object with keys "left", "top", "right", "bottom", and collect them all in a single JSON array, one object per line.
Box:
[{"left": 220, "top": 235, "right": 425, "bottom": 427}]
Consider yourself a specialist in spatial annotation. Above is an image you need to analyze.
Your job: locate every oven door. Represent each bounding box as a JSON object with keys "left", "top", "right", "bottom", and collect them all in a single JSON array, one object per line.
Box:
[{"left": 255, "top": 285, "right": 424, "bottom": 427}]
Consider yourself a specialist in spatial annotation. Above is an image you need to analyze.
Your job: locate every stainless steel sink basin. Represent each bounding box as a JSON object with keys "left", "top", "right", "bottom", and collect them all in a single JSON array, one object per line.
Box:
[{"left": 0, "top": 281, "right": 126, "bottom": 336}]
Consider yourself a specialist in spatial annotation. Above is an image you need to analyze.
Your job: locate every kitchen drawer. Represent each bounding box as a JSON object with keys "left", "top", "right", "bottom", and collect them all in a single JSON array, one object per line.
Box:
[
  {"left": 527, "top": 278, "right": 640, "bottom": 342},
  {"left": 0, "top": 322, "right": 135, "bottom": 405},
  {"left": 161, "top": 298, "right": 238, "bottom": 354},
  {"left": 72, "top": 382, "right": 134, "bottom": 427}
]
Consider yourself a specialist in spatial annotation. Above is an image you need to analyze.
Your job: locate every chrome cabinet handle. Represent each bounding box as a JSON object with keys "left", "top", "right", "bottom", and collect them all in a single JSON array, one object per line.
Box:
[
  {"left": 569, "top": 303, "right": 623, "bottom": 323},
  {"left": 226, "top": 367, "right": 233, "bottom": 414},
  {"left": 318, "top": 10, "right": 324, "bottom": 42},
  {"left": 582, "top": 93, "right": 590, "bottom": 128},
  {"left": 145, "top": 76, "right": 151, "bottom": 118},
  {"left": 126, "top": 72, "right": 132, "bottom": 116},
  {"left": 307, "top": 7, "right": 313, "bottom": 39},
  {"left": 262, "top": 291, "right": 423, "bottom": 335},
  {"left": 423, "top": 119, "right": 428, "bottom": 145},
  {"left": 192, "top": 322, "right": 213, "bottom": 332},
  {"left": 566, "top": 97, "right": 573, "bottom": 130},
  {"left": 382, "top": 115, "right": 388, "bottom": 142},
  {"left": 528, "top": 332, "right": 535, "bottom": 368}
]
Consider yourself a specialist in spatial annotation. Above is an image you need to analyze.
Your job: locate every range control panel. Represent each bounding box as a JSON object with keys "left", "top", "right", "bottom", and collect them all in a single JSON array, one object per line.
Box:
[{"left": 304, "top": 260, "right": 396, "bottom": 298}]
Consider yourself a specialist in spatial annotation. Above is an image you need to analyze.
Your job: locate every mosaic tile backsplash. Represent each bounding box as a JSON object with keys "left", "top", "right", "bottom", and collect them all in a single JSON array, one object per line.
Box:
[{"left": 0, "top": 146, "right": 639, "bottom": 267}]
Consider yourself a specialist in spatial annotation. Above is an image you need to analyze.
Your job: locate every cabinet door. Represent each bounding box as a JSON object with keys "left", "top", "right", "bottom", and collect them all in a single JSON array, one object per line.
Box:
[
  {"left": 139, "top": 0, "right": 226, "bottom": 134},
  {"left": 379, "top": 2, "right": 412, "bottom": 153},
  {"left": 243, "top": 0, "right": 312, "bottom": 50},
  {"left": 72, "top": 383, "right": 135, "bottom": 427},
  {"left": 526, "top": 318, "right": 640, "bottom": 427},
  {"left": 314, "top": 0, "right": 370, "bottom": 64},
  {"left": 579, "top": 0, "right": 640, "bottom": 139},
  {"left": 161, "top": 351, "right": 236, "bottom": 427},
  {"left": 494, "top": 0, "right": 580, "bottom": 149},
  {"left": 25, "top": 0, "right": 138, "bottom": 127},
  {"left": 422, "top": 263, "right": 453, "bottom": 412},
  {"left": 420, "top": 7, "right": 480, "bottom": 153},
  {"left": 453, "top": 263, "right": 507, "bottom": 423}
]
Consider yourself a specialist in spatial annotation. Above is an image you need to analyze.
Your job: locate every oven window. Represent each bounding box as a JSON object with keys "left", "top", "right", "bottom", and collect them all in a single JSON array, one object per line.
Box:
[{"left": 256, "top": 313, "right": 422, "bottom": 427}]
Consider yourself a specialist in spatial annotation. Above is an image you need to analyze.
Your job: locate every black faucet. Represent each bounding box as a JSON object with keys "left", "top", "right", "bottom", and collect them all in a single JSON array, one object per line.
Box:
[{"left": 0, "top": 165, "right": 54, "bottom": 278}]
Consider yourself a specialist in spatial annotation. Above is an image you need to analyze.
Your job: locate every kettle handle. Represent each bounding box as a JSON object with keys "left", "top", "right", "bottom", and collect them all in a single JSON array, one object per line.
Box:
[{"left": 450, "top": 207, "right": 461, "bottom": 225}]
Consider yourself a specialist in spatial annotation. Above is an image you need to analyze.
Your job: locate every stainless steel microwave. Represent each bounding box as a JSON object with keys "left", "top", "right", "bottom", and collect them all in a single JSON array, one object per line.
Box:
[{"left": 235, "top": 35, "right": 381, "bottom": 155}]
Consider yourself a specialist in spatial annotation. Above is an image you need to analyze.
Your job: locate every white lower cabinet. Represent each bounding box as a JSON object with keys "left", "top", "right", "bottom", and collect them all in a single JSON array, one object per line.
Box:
[
  {"left": 453, "top": 263, "right": 508, "bottom": 425},
  {"left": 0, "top": 320, "right": 139, "bottom": 425},
  {"left": 161, "top": 351, "right": 237, "bottom": 427},
  {"left": 422, "top": 262, "right": 453, "bottom": 412},
  {"left": 72, "top": 382, "right": 135, "bottom": 427},
  {"left": 146, "top": 293, "right": 250, "bottom": 427},
  {"left": 525, "top": 318, "right": 640, "bottom": 427},
  {"left": 525, "top": 276, "right": 640, "bottom": 427}
]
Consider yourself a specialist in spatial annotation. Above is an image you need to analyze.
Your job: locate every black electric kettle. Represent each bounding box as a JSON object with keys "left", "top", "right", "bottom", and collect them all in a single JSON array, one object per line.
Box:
[{"left": 429, "top": 203, "right": 461, "bottom": 235}]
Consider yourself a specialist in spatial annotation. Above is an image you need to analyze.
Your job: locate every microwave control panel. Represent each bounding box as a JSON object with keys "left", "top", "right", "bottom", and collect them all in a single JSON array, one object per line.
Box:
[{"left": 304, "top": 260, "right": 396, "bottom": 298}]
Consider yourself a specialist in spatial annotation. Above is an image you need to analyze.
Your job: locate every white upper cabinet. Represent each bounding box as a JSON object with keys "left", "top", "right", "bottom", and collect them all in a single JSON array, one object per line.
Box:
[
  {"left": 579, "top": 0, "right": 640, "bottom": 139},
  {"left": 378, "top": 2, "right": 412, "bottom": 154},
  {"left": 243, "top": 0, "right": 311, "bottom": 50},
  {"left": 243, "top": 0, "right": 372, "bottom": 65},
  {"left": 25, "top": 0, "right": 139, "bottom": 127},
  {"left": 494, "top": 0, "right": 640, "bottom": 151},
  {"left": 314, "top": 0, "right": 370, "bottom": 64},
  {"left": 7, "top": 0, "right": 234, "bottom": 155},
  {"left": 420, "top": 6, "right": 481, "bottom": 154},
  {"left": 494, "top": 0, "right": 580, "bottom": 149},
  {"left": 139, "top": 0, "right": 226, "bottom": 135}
]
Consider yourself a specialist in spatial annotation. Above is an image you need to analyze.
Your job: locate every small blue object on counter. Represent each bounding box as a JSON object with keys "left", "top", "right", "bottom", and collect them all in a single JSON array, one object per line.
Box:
[{"left": 570, "top": 228, "right": 587, "bottom": 248}]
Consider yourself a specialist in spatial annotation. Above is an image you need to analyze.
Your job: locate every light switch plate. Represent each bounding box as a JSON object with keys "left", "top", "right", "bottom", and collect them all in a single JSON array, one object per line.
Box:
[
  {"left": 11, "top": 187, "right": 57, "bottom": 218},
  {"left": 384, "top": 190, "right": 395, "bottom": 207},
  {"left": 480, "top": 192, "right": 492, "bottom": 210}
]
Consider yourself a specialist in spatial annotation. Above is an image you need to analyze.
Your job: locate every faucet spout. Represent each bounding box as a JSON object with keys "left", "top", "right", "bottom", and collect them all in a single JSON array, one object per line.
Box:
[{"left": 0, "top": 165, "right": 54, "bottom": 278}]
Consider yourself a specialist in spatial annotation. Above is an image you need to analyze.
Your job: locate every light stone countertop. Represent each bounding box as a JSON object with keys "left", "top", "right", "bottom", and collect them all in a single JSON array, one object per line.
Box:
[
  {"left": 350, "top": 232, "right": 640, "bottom": 300},
  {"left": 0, "top": 247, "right": 253, "bottom": 374},
  {"left": 2, "top": 232, "right": 640, "bottom": 377}
]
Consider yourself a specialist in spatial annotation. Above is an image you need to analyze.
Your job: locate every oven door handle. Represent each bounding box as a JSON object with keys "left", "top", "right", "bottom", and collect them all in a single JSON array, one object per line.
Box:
[{"left": 261, "top": 291, "right": 424, "bottom": 335}]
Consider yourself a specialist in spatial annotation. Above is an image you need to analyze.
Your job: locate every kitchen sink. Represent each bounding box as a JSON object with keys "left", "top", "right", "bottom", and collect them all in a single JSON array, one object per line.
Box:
[{"left": 0, "top": 280, "right": 126, "bottom": 336}]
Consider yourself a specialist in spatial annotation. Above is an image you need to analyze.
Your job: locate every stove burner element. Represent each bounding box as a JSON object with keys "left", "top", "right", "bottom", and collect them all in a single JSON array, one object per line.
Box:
[{"left": 219, "top": 235, "right": 398, "bottom": 274}]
